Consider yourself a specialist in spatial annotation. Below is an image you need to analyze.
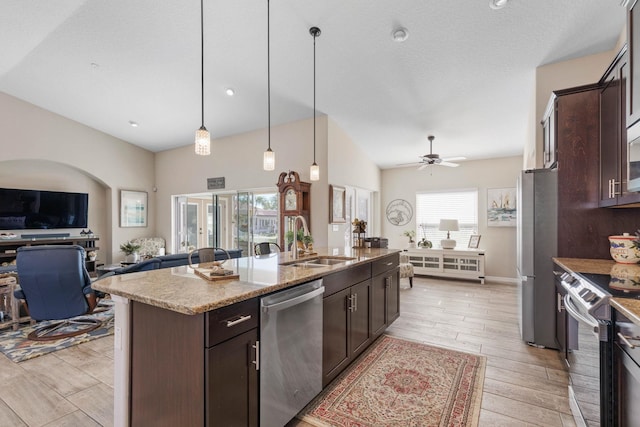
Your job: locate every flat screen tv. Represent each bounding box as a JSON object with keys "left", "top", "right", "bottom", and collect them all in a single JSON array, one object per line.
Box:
[{"left": 0, "top": 187, "right": 88, "bottom": 230}]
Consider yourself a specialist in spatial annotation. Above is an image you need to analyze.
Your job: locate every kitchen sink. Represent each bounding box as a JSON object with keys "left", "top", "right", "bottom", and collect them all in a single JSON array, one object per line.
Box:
[{"left": 281, "top": 256, "right": 356, "bottom": 267}]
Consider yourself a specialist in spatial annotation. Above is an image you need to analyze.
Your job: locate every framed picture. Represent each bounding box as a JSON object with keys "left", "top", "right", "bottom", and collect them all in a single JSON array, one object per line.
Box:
[
  {"left": 329, "top": 185, "right": 346, "bottom": 223},
  {"left": 468, "top": 235, "right": 481, "bottom": 249},
  {"left": 487, "top": 187, "right": 517, "bottom": 227},
  {"left": 120, "top": 190, "right": 148, "bottom": 227}
]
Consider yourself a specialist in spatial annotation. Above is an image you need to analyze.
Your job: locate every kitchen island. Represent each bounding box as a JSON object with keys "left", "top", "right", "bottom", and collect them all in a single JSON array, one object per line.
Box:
[{"left": 93, "top": 247, "right": 401, "bottom": 427}]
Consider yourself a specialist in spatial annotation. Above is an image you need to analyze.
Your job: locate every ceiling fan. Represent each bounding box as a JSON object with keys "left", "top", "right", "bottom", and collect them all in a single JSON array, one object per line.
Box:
[{"left": 399, "top": 135, "right": 466, "bottom": 169}]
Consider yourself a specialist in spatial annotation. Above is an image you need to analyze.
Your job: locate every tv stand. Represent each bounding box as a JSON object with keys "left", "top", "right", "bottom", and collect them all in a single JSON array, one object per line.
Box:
[{"left": 0, "top": 236, "right": 100, "bottom": 274}]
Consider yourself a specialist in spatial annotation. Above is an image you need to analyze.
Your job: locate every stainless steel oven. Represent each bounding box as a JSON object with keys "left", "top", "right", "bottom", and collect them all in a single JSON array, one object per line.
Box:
[{"left": 559, "top": 271, "right": 613, "bottom": 427}]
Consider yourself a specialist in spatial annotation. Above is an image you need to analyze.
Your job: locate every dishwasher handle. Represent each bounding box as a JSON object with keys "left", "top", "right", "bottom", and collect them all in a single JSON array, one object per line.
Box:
[{"left": 262, "top": 286, "right": 325, "bottom": 314}]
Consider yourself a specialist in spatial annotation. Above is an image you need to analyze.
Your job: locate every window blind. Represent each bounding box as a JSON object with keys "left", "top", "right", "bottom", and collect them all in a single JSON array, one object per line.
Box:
[{"left": 415, "top": 189, "right": 478, "bottom": 247}]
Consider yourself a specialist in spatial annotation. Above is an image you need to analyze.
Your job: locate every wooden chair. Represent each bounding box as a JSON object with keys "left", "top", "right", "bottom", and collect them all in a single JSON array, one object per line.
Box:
[
  {"left": 188, "top": 247, "right": 231, "bottom": 267},
  {"left": 254, "top": 242, "right": 282, "bottom": 256}
]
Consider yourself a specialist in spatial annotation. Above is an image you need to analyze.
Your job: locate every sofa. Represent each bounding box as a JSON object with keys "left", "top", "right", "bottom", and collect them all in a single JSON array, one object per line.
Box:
[{"left": 100, "top": 248, "right": 243, "bottom": 276}]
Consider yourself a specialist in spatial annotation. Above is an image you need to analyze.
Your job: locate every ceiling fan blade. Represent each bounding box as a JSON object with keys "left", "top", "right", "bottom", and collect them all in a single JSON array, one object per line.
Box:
[
  {"left": 397, "top": 161, "right": 423, "bottom": 167},
  {"left": 417, "top": 163, "right": 429, "bottom": 170},
  {"left": 439, "top": 161, "right": 460, "bottom": 167},
  {"left": 442, "top": 156, "right": 466, "bottom": 162}
]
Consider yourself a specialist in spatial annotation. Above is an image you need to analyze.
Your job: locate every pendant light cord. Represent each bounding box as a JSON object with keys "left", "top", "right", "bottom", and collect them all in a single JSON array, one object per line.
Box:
[
  {"left": 267, "top": 0, "right": 271, "bottom": 150},
  {"left": 312, "top": 29, "right": 317, "bottom": 164},
  {"left": 200, "top": 0, "right": 205, "bottom": 127}
]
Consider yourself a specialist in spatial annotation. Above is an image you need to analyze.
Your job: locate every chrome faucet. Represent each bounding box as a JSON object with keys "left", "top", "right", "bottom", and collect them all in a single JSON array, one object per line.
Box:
[{"left": 292, "top": 215, "right": 310, "bottom": 260}]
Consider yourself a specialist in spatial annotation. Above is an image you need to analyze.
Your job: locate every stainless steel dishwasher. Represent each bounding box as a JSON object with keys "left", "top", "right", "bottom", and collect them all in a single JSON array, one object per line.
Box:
[{"left": 260, "top": 279, "right": 324, "bottom": 427}]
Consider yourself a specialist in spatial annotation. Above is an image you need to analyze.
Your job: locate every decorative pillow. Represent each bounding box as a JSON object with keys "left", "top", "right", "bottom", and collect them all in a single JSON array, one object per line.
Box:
[{"left": 131, "top": 237, "right": 166, "bottom": 257}]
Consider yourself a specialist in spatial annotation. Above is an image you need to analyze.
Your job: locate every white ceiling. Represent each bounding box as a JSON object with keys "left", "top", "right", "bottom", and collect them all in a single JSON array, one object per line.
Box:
[{"left": 0, "top": 0, "right": 626, "bottom": 169}]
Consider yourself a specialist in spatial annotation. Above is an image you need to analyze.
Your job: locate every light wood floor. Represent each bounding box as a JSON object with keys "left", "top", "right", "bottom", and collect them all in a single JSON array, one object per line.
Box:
[{"left": 0, "top": 276, "right": 577, "bottom": 427}]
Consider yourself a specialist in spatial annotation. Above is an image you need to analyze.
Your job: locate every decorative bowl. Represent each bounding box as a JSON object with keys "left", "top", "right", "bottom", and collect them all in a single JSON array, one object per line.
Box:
[{"left": 609, "top": 235, "right": 640, "bottom": 264}]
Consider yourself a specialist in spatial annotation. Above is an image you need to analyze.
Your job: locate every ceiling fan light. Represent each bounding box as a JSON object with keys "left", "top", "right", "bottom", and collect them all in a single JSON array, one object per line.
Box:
[
  {"left": 263, "top": 148, "right": 275, "bottom": 171},
  {"left": 195, "top": 126, "right": 210, "bottom": 155}
]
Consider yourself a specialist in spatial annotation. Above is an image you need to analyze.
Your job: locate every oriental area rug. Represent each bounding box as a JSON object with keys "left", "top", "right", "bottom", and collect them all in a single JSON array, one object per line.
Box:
[
  {"left": 298, "top": 335, "right": 486, "bottom": 427},
  {"left": 0, "top": 304, "right": 114, "bottom": 363}
]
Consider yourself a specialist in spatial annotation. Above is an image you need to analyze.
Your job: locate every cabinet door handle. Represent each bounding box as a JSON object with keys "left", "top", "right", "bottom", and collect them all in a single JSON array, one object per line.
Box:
[
  {"left": 557, "top": 293, "right": 564, "bottom": 312},
  {"left": 353, "top": 293, "right": 358, "bottom": 312},
  {"left": 226, "top": 314, "right": 251, "bottom": 327},
  {"left": 384, "top": 276, "right": 391, "bottom": 289},
  {"left": 252, "top": 341, "right": 260, "bottom": 371},
  {"left": 612, "top": 180, "right": 621, "bottom": 196},
  {"left": 347, "top": 295, "right": 354, "bottom": 312},
  {"left": 618, "top": 332, "right": 637, "bottom": 349},
  {"left": 385, "top": 262, "right": 393, "bottom": 266}
]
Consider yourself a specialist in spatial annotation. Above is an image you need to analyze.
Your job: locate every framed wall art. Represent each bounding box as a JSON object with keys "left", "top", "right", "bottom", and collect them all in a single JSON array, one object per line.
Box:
[
  {"left": 120, "top": 190, "right": 148, "bottom": 227},
  {"left": 468, "top": 234, "right": 481, "bottom": 249},
  {"left": 329, "top": 185, "right": 346, "bottom": 223},
  {"left": 487, "top": 187, "right": 516, "bottom": 227}
]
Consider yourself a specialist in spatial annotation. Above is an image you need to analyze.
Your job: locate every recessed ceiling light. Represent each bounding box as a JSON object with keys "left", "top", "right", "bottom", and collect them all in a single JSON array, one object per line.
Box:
[
  {"left": 90, "top": 62, "right": 99, "bottom": 69},
  {"left": 128, "top": 121, "right": 138, "bottom": 127},
  {"left": 489, "top": 0, "right": 509, "bottom": 9},
  {"left": 391, "top": 27, "right": 409, "bottom": 43},
  {"left": 225, "top": 88, "right": 235, "bottom": 96}
]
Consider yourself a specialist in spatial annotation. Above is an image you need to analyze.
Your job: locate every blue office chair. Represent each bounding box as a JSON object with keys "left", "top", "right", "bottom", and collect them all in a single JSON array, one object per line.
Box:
[{"left": 14, "top": 245, "right": 103, "bottom": 341}]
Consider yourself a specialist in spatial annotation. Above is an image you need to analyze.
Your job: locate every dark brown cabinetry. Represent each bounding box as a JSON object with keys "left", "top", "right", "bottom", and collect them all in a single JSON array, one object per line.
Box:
[
  {"left": 321, "top": 264, "right": 372, "bottom": 387},
  {"left": 371, "top": 254, "right": 400, "bottom": 338},
  {"left": 542, "top": 98, "right": 557, "bottom": 168},
  {"left": 614, "top": 308, "right": 640, "bottom": 426},
  {"left": 130, "top": 298, "right": 259, "bottom": 427},
  {"left": 599, "top": 47, "right": 640, "bottom": 206},
  {"left": 627, "top": 0, "right": 640, "bottom": 128}
]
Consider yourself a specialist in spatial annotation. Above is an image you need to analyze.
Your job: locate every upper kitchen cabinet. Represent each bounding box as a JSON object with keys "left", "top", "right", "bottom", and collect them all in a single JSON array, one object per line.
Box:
[
  {"left": 599, "top": 47, "right": 640, "bottom": 206},
  {"left": 542, "top": 84, "right": 600, "bottom": 172},
  {"left": 541, "top": 96, "right": 557, "bottom": 169},
  {"left": 627, "top": 0, "right": 640, "bottom": 127}
]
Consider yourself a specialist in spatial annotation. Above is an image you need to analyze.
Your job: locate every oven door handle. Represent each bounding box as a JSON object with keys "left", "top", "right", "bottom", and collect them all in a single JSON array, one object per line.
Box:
[{"left": 563, "top": 294, "right": 599, "bottom": 333}]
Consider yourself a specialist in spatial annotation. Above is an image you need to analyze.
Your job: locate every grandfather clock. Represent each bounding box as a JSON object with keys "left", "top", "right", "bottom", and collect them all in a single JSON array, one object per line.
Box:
[{"left": 277, "top": 171, "right": 311, "bottom": 249}]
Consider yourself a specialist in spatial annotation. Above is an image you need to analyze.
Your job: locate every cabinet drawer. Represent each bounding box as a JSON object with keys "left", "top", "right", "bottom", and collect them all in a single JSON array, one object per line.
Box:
[
  {"left": 206, "top": 298, "right": 259, "bottom": 347},
  {"left": 371, "top": 253, "right": 399, "bottom": 277},
  {"left": 323, "top": 264, "right": 371, "bottom": 297},
  {"left": 616, "top": 310, "right": 640, "bottom": 365}
]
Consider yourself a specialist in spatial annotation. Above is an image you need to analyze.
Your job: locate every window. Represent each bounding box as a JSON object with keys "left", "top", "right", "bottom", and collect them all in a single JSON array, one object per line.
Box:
[{"left": 415, "top": 189, "right": 478, "bottom": 247}]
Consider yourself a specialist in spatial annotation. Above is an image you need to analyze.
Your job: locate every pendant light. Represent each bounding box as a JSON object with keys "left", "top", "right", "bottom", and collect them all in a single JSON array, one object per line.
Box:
[
  {"left": 309, "top": 26, "right": 321, "bottom": 181},
  {"left": 263, "top": 0, "right": 275, "bottom": 170},
  {"left": 195, "top": 0, "right": 210, "bottom": 156}
]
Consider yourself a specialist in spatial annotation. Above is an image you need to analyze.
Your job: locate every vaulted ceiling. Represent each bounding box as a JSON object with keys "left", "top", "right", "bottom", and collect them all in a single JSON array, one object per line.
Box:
[{"left": 0, "top": 0, "right": 626, "bottom": 168}]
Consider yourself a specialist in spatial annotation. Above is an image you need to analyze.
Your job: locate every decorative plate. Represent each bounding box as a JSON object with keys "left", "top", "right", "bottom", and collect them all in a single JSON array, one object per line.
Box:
[{"left": 386, "top": 199, "right": 413, "bottom": 226}]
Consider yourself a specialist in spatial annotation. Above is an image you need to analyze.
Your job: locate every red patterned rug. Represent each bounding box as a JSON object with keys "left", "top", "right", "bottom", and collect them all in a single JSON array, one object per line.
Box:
[{"left": 298, "top": 335, "right": 485, "bottom": 427}]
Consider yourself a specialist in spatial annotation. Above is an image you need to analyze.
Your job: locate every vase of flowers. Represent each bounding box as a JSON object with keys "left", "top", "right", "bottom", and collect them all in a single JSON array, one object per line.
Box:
[{"left": 403, "top": 230, "right": 416, "bottom": 248}]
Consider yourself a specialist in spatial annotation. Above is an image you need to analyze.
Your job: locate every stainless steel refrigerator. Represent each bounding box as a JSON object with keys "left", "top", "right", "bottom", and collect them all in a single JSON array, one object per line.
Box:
[{"left": 516, "top": 168, "right": 558, "bottom": 349}]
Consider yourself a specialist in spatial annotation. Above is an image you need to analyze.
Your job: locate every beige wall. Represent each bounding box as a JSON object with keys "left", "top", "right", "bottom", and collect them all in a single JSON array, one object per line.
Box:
[
  {"left": 382, "top": 156, "right": 523, "bottom": 281},
  {"left": 0, "top": 92, "right": 156, "bottom": 263},
  {"left": 326, "top": 117, "right": 382, "bottom": 248},
  {"left": 155, "top": 115, "right": 331, "bottom": 250}
]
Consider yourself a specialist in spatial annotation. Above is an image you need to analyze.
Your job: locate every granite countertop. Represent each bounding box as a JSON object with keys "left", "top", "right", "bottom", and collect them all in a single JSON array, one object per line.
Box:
[
  {"left": 92, "top": 247, "right": 400, "bottom": 315},
  {"left": 553, "top": 257, "right": 640, "bottom": 326}
]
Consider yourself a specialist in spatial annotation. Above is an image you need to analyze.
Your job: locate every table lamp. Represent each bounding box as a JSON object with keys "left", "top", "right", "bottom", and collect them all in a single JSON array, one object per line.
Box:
[{"left": 439, "top": 219, "right": 459, "bottom": 249}]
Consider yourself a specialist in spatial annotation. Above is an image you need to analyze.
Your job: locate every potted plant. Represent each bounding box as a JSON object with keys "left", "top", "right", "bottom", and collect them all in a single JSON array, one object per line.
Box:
[
  {"left": 286, "top": 229, "right": 308, "bottom": 251},
  {"left": 120, "top": 241, "right": 141, "bottom": 263},
  {"left": 87, "top": 250, "right": 97, "bottom": 261},
  {"left": 403, "top": 230, "right": 416, "bottom": 248}
]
